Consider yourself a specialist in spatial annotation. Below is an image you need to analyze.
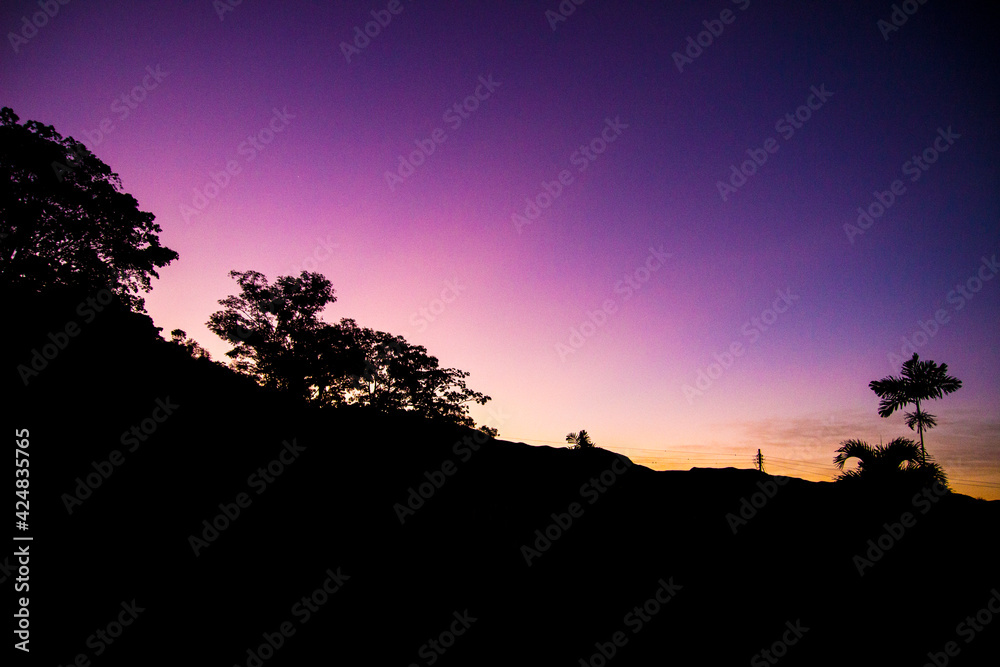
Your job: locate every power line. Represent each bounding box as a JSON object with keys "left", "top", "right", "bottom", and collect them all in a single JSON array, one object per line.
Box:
[
  {"left": 765, "top": 459, "right": 837, "bottom": 473},
  {"left": 765, "top": 462, "right": 834, "bottom": 477},
  {"left": 765, "top": 459, "right": 825, "bottom": 469},
  {"left": 950, "top": 479, "right": 1000, "bottom": 488}
]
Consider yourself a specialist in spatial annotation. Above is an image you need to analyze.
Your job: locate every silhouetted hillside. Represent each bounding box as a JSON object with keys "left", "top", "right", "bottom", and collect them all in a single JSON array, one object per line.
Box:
[{"left": 6, "top": 287, "right": 998, "bottom": 665}]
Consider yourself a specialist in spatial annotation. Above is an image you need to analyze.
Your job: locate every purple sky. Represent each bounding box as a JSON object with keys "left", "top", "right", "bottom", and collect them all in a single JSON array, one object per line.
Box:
[{"left": 4, "top": 0, "right": 998, "bottom": 497}]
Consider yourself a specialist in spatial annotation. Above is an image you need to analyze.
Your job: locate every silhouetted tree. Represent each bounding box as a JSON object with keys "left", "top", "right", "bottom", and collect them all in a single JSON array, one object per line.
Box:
[
  {"left": 566, "top": 430, "right": 595, "bottom": 449},
  {"left": 299, "top": 317, "right": 370, "bottom": 405},
  {"left": 0, "top": 107, "right": 178, "bottom": 311},
  {"left": 169, "top": 329, "right": 211, "bottom": 360},
  {"left": 869, "top": 353, "right": 962, "bottom": 465},
  {"left": 328, "top": 318, "right": 490, "bottom": 428},
  {"left": 208, "top": 271, "right": 491, "bottom": 427},
  {"left": 833, "top": 437, "right": 948, "bottom": 488},
  {"left": 207, "top": 269, "right": 336, "bottom": 400}
]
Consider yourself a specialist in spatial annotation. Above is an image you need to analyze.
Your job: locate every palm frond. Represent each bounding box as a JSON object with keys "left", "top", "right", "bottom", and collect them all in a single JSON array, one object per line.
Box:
[
  {"left": 833, "top": 434, "right": 948, "bottom": 488},
  {"left": 833, "top": 439, "right": 875, "bottom": 470},
  {"left": 869, "top": 376, "right": 910, "bottom": 417},
  {"left": 904, "top": 410, "right": 937, "bottom": 431},
  {"left": 566, "top": 429, "right": 594, "bottom": 449},
  {"left": 875, "top": 437, "right": 922, "bottom": 471}
]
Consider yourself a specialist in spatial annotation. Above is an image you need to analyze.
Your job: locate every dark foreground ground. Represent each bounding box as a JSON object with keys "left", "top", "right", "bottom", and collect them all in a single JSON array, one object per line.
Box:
[{"left": 6, "top": 288, "right": 999, "bottom": 666}]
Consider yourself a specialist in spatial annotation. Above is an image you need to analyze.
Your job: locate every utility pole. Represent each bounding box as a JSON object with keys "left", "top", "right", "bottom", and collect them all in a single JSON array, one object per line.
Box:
[{"left": 754, "top": 449, "right": 765, "bottom": 473}]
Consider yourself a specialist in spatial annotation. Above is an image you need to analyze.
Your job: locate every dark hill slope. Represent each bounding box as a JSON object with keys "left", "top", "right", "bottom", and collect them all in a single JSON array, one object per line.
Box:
[{"left": 6, "top": 287, "right": 998, "bottom": 666}]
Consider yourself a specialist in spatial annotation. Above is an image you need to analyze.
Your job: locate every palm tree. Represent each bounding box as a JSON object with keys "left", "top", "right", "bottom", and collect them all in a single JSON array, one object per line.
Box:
[
  {"left": 566, "top": 430, "right": 595, "bottom": 449},
  {"left": 833, "top": 437, "right": 948, "bottom": 488},
  {"left": 869, "top": 353, "right": 962, "bottom": 465}
]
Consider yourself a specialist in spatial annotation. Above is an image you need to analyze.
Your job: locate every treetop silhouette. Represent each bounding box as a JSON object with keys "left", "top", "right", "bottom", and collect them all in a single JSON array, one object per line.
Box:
[
  {"left": 207, "top": 269, "right": 336, "bottom": 399},
  {"left": 170, "top": 329, "right": 212, "bottom": 360},
  {"left": 208, "top": 269, "right": 491, "bottom": 428},
  {"left": 869, "top": 353, "right": 962, "bottom": 465},
  {"left": 566, "top": 430, "right": 595, "bottom": 449},
  {"left": 0, "top": 107, "right": 178, "bottom": 311}
]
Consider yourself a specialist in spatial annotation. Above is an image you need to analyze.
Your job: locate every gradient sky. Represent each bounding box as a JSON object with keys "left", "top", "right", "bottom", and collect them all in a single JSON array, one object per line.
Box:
[{"left": 4, "top": 0, "right": 998, "bottom": 497}]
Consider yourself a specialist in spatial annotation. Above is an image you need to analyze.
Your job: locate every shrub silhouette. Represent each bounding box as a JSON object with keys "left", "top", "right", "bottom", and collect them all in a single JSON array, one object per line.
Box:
[
  {"left": 566, "top": 429, "right": 595, "bottom": 449},
  {"left": 833, "top": 437, "right": 948, "bottom": 489}
]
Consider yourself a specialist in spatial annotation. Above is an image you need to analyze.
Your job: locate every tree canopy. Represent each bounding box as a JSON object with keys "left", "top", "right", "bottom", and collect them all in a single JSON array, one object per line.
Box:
[
  {"left": 170, "top": 329, "right": 212, "bottom": 360},
  {"left": 207, "top": 269, "right": 337, "bottom": 400},
  {"left": 0, "top": 107, "right": 178, "bottom": 311},
  {"left": 208, "top": 269, "right": 491, "bottom": 428}
]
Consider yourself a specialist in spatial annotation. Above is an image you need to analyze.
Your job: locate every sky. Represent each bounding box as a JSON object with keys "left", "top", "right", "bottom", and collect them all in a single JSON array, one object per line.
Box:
[{"left": 3, "top": 0, "right": 998, "bottom": 498}]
